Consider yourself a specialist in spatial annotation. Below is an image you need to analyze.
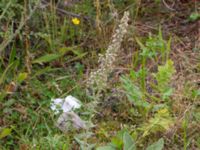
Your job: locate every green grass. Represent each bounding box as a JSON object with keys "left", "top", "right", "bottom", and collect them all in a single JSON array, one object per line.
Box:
[{"left": 0, "top": 0, "right": 199, "bottom": 149}]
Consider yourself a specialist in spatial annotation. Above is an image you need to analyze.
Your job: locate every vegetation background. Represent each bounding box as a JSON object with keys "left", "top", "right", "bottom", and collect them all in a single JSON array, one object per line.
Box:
[{"left": 0, "top": 0, "right": 199, "bottom": 149}]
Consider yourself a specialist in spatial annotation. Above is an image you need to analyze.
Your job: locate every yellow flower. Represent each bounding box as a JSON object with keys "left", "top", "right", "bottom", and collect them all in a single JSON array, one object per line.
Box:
[{"left": 72, "top": 17, "right": 80, "bottom": 25}]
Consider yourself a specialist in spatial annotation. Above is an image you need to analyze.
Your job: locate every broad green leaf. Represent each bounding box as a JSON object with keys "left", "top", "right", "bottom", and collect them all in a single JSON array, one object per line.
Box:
[
  {"left": 0, "top": 128, "right": 12, "bottom": 139},
  {"left": 146, "top": 138, "right": 164, "bottom": 150},
  {"left": 96, "top": 146, "right": 116, "bottom": 150},
  {"left": 32, "top": 54, "right": 61, "bottom": 64},
  {"left": 111, "top": 129, "right": 127, "bottom": 149},
  {"left": 111, "top": 137, "right": 123, "bottom": 149},
  {"left": 123, "top": 132, "right": 136, "bottom": 150}
]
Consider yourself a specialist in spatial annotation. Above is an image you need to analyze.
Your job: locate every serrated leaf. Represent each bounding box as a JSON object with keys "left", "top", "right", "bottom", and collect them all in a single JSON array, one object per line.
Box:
[
  {"left": 146, "top": 138, "right": 164, "bottom": 150},
  {"left": 154, "top": 60, "right": 175, "bottom": 87},
  {"left": 141, "top": 115, "right": 173, "bottom": 137},
  {"left": 32, "top": 54, "right": 61, "bottom": 64},
  {"left": 0, "top": 128, "right": 12, "bottom": 139},
  {"left": 153, "top": 59, "right": 176, "bottom": 99},
  {"left": 123, "top": 132, "right": 136, "bottom": 150}
]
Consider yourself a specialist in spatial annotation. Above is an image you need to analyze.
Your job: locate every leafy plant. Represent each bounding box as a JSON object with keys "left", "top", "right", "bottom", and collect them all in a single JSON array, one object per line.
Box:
[
  {"left": 121, "top": 75, "right": 150, "bottom": 116},
  {"left": 97, "top": 131, "right": 136, "bottom": 150},
  {"left": 123, "top": 132, "right": 136, "bottom": 150},
  {"left": 140, "top": 108, "right": 173, "bottom": 137},
  {"left": 121, "top": 57, "right": 175, "bottom": 148},
  {"left": 153, "top": 59, "right": 176, "bottom": 100},
  {"left": 136, "top": 27, "right": 172, "bottom": 64},
  {"left": 0, "top": 0, "right": 23, "bottom": 22},
  {"left": 97, "top": 131, "right": 165, "bottom": 150},
  {"left": 146, "top": 138, "right": 164, "bottom": 150}
]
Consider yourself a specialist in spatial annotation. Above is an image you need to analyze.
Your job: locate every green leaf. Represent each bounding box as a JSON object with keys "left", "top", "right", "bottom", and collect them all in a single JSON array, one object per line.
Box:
[
  {"left": 153, "top": 59, "right": 176, "bottom": 98},
  {"left": 121, "top": 76, "right": 142, "bottom": 102},
  {"left": 191, "top": 89, "right": 200, "bottom": 98},
  {"left": 111, "top": 137, "right": 123, "bottom": 149},
  {"left": 189, "top": 13, "right": 200, "bottom": 22},
  {"left": 123, "top": 132, "right": 136, "bottom": 150},
  {"left": 16, "top": 72, "right": 28, "bottom": 84},
  {"left": 67, "top": 52, "right": 87, "bottom": 63},
  {"left": 58, "top": 46, "right": 74, "bottom": 55},
  {"left": 9, "top": 46, "right": 16, "bottom": 65},
  {"left": 0, "top": 128, "right": 12, "bottom": 139},
  {"left": 162, "top": 88, "right": 173, "bottom": 100},
  {"left": 111, "top": 129, "right": 127, "bottom": 149},
  {"left": 32, "top": 54, "right": 61, "bottom": 64},
  {"left": 96, "top": 146, "right": 116, "bottom": 150},
  {"left": 141, "top": 109, "right": 173, "bottom": 137},
  {"left": 0, "top": 61, "right": 16, "bottom": 85},
  {"left": 31, "top": 67, "right": 59, "bottom": 79},
  {"left": 121, "top": 76, "right": 149, "bottom": 108},
  {"left": 146, "top": 138, "right": 164, "bottom": 150}
]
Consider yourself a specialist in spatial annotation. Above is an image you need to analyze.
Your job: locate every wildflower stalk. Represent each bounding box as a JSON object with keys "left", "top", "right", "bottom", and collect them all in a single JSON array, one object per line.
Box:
[{"left": 87, "top": 11, "right": 130, "bottom": 98}]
